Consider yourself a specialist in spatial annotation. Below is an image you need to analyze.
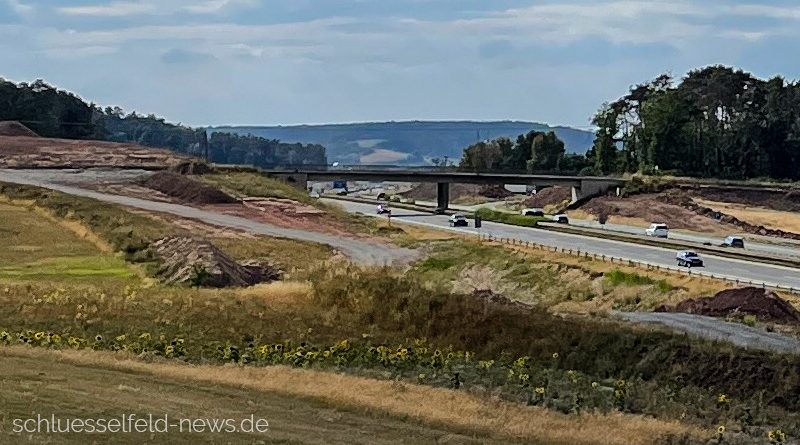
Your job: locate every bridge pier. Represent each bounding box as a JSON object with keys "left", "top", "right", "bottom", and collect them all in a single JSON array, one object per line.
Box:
[
  {"left": 436, "top": 182, "right": 450, "bottom": 211},
  {"left": 570, "top": 179, "right": 616, "bottom": 204}
]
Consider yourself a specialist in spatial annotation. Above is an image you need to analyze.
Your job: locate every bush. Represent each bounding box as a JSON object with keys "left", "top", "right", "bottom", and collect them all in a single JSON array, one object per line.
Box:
[
  {"left": 605, "top": 269, "right": 674, "bottom": 292},
  {"left": 475, "top": 208, "right": 544, "bottom": 227}
]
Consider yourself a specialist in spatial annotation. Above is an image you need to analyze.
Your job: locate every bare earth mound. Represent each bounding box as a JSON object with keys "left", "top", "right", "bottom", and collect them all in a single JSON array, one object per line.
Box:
[
  {"left": 523, "top": 186, "right": 571, "bottom": 208},
  {"left": 0, "top": 121, "right": 38, "bottom": 137},
  {"left": 402, "top": 183, "right": 512, "bottom": 201},
  {"left": 151, "top": 236, "right": 281, "bottom": 287},
  {"left": 579, "top": 193, "right": 733, "bottom": 232},
  {"left": 143, "top": 172, "right": 238, "bottom": 205},
  {"left": 656, "top": 287, "right": 800, "bottom": 324},
  {"left": 0, "top": 135, "right": 195, "bottom": 169}
]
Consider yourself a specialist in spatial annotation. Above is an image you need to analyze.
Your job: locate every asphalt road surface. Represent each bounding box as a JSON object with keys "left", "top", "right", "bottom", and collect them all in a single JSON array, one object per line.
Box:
[
  {"left": 0, "top": 170, "right": 418, "bottom": 266},
  {"left": 329, "top": 199, "right": 800, "bottom": 290}
]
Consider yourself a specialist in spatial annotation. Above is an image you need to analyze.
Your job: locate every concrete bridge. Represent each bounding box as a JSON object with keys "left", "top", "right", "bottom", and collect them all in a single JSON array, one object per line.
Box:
[{"left": 264, "top": 169, "right": 627, "bottom": 210}]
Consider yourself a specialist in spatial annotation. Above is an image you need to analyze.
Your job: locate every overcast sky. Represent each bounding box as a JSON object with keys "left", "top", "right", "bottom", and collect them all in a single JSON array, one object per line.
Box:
[{"left": 1, "top": 1, "right": 798, "bottom": 128}]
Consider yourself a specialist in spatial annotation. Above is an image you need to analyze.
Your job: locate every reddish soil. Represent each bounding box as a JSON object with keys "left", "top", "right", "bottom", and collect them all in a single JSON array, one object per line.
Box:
[
  {"left": 522, "top": 186, "right": 571, "bottom": 209},
  {"left": 656, "top": 287, "right": 800, "bottom": 324},
  {"left": 0, "top": 135, "right": 194, "bottom": 169},
  {"left": 401, "top": 183, "right": 512, "bottom": 201},
  {"left": 579, "top": 193, "right": 738, "bottom": 232},
  {"left": 204, "top": 201, "right": 362, "bottom": 238},
  {"left": 142, "top": 172, "right": 238, "bottom": 205},
  {"left": 0, "top": 121, "right": 38, "bottom": 137},
  {"left": 686, "top": 186, "right": 800, "bottom": 213},
  {"left": 661, "top": 190, "right": 800, "bottom": 240}
]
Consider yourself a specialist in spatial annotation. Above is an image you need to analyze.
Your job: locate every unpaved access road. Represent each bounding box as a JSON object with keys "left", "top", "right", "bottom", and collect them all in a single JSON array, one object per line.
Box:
[
  {"left": 0, "top": 169, "right": 418, "bottom": 266},
  {"left": 614, "top": 311, "right": 800, "bottom": 354}
]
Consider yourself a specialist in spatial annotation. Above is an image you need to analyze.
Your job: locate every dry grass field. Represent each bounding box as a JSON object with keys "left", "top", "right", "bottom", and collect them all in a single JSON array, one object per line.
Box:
[{"left": 0, "top": 346, "right": 699, "bottom": 445}]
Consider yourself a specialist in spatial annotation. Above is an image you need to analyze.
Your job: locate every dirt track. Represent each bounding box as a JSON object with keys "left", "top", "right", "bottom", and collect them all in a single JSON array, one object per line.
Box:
[
  {"left": 0, "top": 169, "right": 420, "bottom": 266},
  {"left": 614, "top": 311, "right": 800, "bottom": 354}
]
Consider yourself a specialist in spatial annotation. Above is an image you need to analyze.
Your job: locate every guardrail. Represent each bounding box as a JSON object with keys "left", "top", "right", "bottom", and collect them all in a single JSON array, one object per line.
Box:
[{"left": 474, "top": 233, "right": 800, "bottom": 295}]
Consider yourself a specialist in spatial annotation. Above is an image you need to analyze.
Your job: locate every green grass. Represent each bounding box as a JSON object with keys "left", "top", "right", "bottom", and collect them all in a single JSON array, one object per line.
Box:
[
  {"left": 0, "top": 182, "right": 169, "bottom": 266},
  {"left": 0, "top": 202, "right": 137, "bottom": 283},
  {"left": 0, "top": 257, "right": 134, "bottom": 281},
  {"left": 475, "top": 207, "right": 545, "bottom": 228},
  {"left": 604, "top": 269, "right": 674, "bottom": 293}
]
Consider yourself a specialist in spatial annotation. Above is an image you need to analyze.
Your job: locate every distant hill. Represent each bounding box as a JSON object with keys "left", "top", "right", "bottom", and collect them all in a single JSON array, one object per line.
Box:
[{"left": 211, "top": 121, "right": 595, "bottom": 165}]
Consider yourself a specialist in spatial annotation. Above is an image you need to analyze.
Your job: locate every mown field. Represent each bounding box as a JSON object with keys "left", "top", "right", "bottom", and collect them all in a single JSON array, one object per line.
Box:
[{"left": 0, "top": 183, "right": 797, "bottom": 444}]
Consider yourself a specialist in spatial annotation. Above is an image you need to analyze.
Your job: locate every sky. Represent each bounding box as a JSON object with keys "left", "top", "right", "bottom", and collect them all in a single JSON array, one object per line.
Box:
[{"left": 1, "top": 0, "right": 799, "bottom": 128}]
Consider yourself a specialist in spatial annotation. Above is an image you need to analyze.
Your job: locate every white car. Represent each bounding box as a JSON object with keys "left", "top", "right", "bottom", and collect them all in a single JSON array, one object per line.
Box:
[
  {"left": 520, "top": 208, "right": 544, "bottom": 217},
  {"left": 448, "top": 214, "right": 469, "bottom": 227},
  {"left": 645, "top": 223, "right": 669, "bottom": 238}
]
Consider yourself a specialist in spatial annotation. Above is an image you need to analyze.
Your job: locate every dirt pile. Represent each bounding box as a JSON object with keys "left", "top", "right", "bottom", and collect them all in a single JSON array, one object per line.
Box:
[
  {"left": 151, "top": 236, "right": 281, "bottom": 287},
  {"left": 522, "top": 186, "right": 571, "bottom": 209},
  {"left": 687, "top": 186, "right": 800, "bottom": 213},
  {"left": 401, "top": 183, "right": 511, "bottom": 201},
  {"left": 0, "top": 121, "right": 38, "bottom": 137},
  {"left": 142, "top": 172, "right": 238, "bottom": 205},
  {"left": 660, "top": 190, "right": 800, "bottom": 240},
  {"left": 0, "top": 135, "right": 195, "bottom": 169},
  {"left": 656, "top": 287, "right": 800, "bottom": 324}
]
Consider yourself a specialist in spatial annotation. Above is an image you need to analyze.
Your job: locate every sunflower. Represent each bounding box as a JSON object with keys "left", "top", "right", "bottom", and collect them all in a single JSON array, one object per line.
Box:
[
  {"left": 717, "top": 425, "right": 725, "bottom": 434},
  {"left": 534, "top": 387, "right": 546, "bottom": 395}
]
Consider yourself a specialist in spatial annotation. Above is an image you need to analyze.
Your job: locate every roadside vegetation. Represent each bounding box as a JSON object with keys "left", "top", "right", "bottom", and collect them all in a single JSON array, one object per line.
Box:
[
  {"left": 475, "top": 207, "right": 545, "bottom": 228},
  {"left": 412, "top": 240, "right": 709, "bottom": 311}
]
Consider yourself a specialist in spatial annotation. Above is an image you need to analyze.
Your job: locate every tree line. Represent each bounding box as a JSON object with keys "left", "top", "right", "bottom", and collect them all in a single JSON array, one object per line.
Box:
[
  {"left": 458, "top": 130, "right": 591, "bottom": 174},
  {"left": 0, "top": 78, "right": 326, "bottom": 167},
  {"left": 589, "top": 66, "right": 800, "bottom": 180}
]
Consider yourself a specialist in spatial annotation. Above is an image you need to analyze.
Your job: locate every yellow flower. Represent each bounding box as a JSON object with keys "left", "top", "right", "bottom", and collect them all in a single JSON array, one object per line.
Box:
[
  {"left": 94, "top": 334, "right": 103, "bottom": 342},
  {"left": 34, "top": 332, "right": 45, "bottom": 341},
  {"left": 552, "top": 352, "right": 559, "bottom": 359},
  {"left": 717, "top": 393, "right": 729, "bottom": 404},
  {"left": 165, "top": 345, "right": 175, "bottom": 356},
  {"left": 592, "top": 382, "right": 598, "bottom": 389},
  {"left": 115, "top": 334, "right": 127, "bottom": 343},
  {"left": 138, "top": 332, "right": 151, "bottom": 341},
  {"left": 534, "top": 387, "right": 545, "bottom": 395},
  {"left": 717, "top": 425, "right": 725, "bottom": 435}
]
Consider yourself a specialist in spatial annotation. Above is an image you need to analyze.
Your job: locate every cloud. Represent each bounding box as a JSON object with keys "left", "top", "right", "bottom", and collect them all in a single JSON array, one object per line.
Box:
[
  {"left": 183, "top": 0, "right": 256, "bottom": 14},
  {"left": 59, "top": 1, "right": 155, "bottom": 17},
  {"left": 5, "top": 0, "right": 33, "bottom": 15},
  {"left": 160, "top": 48, "right": 217, "bottom": 64}
]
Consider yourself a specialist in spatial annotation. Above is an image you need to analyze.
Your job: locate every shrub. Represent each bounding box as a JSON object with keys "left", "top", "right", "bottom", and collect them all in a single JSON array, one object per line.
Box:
[{"left": 475, "top": 208, "right": 544, "bottom": 227}]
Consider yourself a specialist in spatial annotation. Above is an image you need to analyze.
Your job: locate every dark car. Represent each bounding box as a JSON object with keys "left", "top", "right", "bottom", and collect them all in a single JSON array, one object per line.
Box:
[
  {"left": 552, "top": 214, "right": 569, "bottom": 224},
  {"left": 520, "top": 208, "right": 545, "bottom": 217},
  {"left": 676, "top": 250, "right": 704, "bottom": 267}
]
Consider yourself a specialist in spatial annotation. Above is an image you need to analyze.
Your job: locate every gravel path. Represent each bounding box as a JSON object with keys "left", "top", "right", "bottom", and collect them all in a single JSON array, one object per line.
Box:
[
  {"left": 0, "top": 169, "right": 419, "bottom": 266},
  {"left": 613, "top": 311, "right": 800, "bottom": 354}
]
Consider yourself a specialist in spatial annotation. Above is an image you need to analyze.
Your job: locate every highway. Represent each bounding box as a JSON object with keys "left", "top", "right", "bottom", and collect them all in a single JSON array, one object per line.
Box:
[{"left": 328, "top": 199, "right": 800, "bottom": 291}]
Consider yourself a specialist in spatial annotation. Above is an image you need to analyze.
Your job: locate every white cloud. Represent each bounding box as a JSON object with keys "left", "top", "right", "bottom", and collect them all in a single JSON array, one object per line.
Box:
[
  {"left": 183, "top": 0, "right": 256, "bottom": 14},
  {"left": 59, "top": 1, "right": 155, "bottom": 17}
]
